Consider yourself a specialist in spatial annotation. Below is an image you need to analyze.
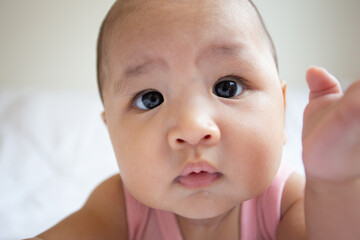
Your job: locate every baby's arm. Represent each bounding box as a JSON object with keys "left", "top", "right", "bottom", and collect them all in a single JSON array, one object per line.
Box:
[
  {"left": 26, "top": 174, "right": 128, "bottom": 240},
  {"left": 302, "top": 67, "right": 360, "bottom": 239}
]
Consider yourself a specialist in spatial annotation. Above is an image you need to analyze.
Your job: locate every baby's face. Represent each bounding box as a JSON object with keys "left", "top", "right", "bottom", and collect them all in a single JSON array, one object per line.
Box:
[{"left": 102, "top": 0, "right": 286, "bottom": 219}]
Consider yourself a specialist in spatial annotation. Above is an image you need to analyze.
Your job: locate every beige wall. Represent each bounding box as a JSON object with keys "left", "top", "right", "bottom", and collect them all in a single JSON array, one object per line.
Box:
[
  {"left": 0, "top": 0, "right": 359, "bottom": 92},
  {"left": 254, "top": 0, "right": 360, "bottom": 87},
  {"left": 0, "top": 0, "right": 115, "bottom": 92}
]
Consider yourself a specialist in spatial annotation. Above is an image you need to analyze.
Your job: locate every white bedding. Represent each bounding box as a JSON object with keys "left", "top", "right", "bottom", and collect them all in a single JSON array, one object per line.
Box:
[{"left": 0, "top": 87, "right": 307, "bottom": 239}]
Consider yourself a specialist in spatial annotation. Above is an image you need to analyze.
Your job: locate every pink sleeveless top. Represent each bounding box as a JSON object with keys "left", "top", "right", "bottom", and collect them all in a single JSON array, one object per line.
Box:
[{"left": 124, "top": 165, "right": 293, "bottom": 240}]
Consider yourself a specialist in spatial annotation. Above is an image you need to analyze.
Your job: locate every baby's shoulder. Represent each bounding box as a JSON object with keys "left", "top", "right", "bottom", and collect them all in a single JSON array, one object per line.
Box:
[
  {"left": 35, "top": 174, "right": 128, "bottom": 240},
  {"left": 81, "top": 174, "right": 128, "bottom": 239},
  {"left": 84, "top": 174, "right": 128, "bottom": 228},
  {"left": 280, "top": 172, "right": 305, "bottom": 216},
  {"left": 85, "top": 174, "right": 126, "bottom": 210},
  {"left": 277, "top": 172, "right": 306, "bottom": 239}
]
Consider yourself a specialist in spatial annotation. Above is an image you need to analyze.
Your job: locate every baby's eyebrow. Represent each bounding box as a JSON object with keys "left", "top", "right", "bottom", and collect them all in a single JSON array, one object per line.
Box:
[
  {"left": 196, "top": 43, "right": 245, "bottom": 65},
  {"left": 114, "top": 58, "right": 168, "bottom": 95},
  {"left": 123, "top": 58, "right": 168, "bottom": 79}
]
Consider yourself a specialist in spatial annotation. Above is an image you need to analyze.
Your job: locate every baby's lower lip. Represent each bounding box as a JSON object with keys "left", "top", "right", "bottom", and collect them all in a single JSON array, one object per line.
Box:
[{"left": 176, "top": 171, "right": 221, "bottom": 189}]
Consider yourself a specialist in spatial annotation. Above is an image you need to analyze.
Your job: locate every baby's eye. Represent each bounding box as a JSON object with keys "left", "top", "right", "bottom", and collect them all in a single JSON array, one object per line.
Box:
[
  {"left": 134, "top": 90, "right": 164, "bottom": 110},
  {"left": 213, "top": 76, "right": 244, "bottom": 98}
]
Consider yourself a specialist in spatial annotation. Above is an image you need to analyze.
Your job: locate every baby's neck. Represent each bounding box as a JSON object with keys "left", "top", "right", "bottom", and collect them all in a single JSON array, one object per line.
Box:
[{"left": 176, "top": 204, "right": 241, "bottom": 240}]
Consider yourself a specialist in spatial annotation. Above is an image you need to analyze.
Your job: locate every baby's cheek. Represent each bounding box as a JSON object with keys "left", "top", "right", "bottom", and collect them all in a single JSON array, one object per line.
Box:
[
  {"left": 228, "top": 118, "right": 282, "bottom": 193},
  {"left": 115, "top": 130, "right": 167, "bottom": 190}
]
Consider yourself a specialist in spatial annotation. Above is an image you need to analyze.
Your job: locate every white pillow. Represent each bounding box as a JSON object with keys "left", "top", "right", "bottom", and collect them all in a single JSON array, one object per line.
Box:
[{"left": 0, "top": 88, "right": 118, "bottom": 239}]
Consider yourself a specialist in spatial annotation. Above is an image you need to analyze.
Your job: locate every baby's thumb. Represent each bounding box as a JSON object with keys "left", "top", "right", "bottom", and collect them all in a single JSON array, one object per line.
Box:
[{"left": 306, "top": 66, "right": 342, "bottom": 101}]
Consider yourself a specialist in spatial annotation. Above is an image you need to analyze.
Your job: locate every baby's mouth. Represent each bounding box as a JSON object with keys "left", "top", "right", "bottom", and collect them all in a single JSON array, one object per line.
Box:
[
  {"left": 175, "top": 162, "right": 222, "bottom": 189},
  {"left": 176, "top": 171, "right": 222, "bottom": 189}
]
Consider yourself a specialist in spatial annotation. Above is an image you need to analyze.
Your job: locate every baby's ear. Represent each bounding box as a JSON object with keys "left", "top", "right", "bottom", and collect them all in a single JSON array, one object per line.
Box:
[
  {"left": 282, "top": 128, "right": 287, "bottom": 146},
  {"left": 281, "top": 81, "right": 287, "bottom": 109},
  {"left": 281, "top": 81, "right": 287, "bottom": 145},
  {"left": 101, "top": 111, "right": 107, "bottom": 125}
]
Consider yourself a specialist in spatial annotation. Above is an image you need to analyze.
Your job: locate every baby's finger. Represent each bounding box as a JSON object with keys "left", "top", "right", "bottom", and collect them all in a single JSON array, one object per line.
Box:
[
  {"left": 342, "top": 79, "right": 360, "bottom": 121},
  {"left": 306, "top": 66, "right": 342, "bottom": 101}
]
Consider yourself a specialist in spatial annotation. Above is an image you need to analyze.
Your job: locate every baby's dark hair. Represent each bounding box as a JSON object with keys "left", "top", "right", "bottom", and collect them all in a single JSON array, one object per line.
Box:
[{"left": 96, "top": 0, "right": 278, "bottom": 103}]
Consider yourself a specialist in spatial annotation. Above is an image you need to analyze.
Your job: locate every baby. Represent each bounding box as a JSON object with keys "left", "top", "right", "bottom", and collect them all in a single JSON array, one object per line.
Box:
[{"left": 29, "top": 0, "right": 360, "bottom": 239}]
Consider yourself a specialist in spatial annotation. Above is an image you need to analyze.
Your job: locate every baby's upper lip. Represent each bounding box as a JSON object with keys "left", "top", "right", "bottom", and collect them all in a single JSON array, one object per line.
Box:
[{"left": 179, "top": 161, "right": 218, "bottom": 177}]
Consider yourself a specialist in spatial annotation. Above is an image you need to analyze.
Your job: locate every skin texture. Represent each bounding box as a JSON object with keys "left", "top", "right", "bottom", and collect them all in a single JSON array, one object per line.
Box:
[{"left": 29, "top": 0, "right": 360, "bottom": 239}]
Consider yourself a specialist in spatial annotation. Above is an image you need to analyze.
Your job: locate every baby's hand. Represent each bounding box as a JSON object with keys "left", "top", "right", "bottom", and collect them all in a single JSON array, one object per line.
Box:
[{"left": 302, "top": 66, "right": 360, "bottom": 182}]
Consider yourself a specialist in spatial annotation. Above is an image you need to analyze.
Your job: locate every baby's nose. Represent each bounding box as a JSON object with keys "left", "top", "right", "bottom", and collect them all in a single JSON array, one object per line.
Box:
[{"left": 167, "top": 115, "right": 220, "bottom": 150}]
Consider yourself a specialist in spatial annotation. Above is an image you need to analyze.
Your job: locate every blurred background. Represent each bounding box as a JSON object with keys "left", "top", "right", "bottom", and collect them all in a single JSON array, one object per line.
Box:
[
  {"left": 0, "top": 0, "right": 359, "bottom": 239},
  {"left": 254, "top": 0, "right": 360, "bottom": 88},
  {"left": 0, "top": 0, "right": 115, "bottom": 93}
]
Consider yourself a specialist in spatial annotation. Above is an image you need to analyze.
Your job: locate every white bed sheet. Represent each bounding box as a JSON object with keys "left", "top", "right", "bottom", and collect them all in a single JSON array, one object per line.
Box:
[{"left": 0, "top": 86, "right": 307, "bottom": 239}]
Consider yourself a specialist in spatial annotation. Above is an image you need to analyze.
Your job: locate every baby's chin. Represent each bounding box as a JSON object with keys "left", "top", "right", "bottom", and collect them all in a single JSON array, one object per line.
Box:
[
  {"left": 173, "top": 200, "right": 241, "bottom": 221},
  {"left": 161, "top": 192, "right": 243, "bottom": 220}
]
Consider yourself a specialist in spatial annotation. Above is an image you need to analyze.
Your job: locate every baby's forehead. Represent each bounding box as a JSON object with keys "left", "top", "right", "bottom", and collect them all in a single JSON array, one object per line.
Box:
[
  {"left": 106, "top": 0, "right": 266, "bottom": 52},
  {"left": 97, "top": 0, "right": 278, "bottom": 101},
  {"left": 115, "top": 0, "right": 256, "bottom": 21}
]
